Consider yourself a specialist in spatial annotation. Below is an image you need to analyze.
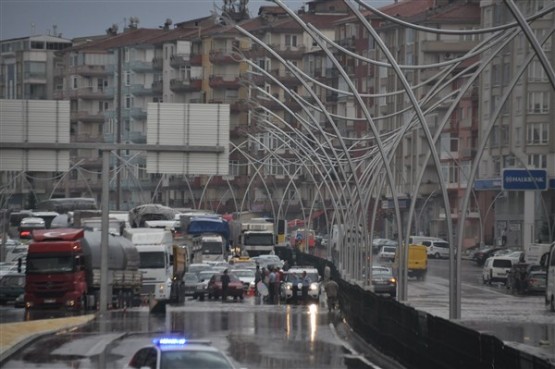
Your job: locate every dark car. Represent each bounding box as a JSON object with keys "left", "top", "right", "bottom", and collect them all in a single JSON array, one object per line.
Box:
[
  {"left": 472, "top": 247, "right": 503, "bottom": 266},
  {"left": 207, "top": 273, "right": 244, "bottom": 300},
  {"left": 0, "top": 273, "right": 25, "bottom": 304},
  {"left": 507, "top": 264, "right": 547, "bottom": 294},
  {"left": 371, "top": 266, "right": 397, "bottom": 298}
]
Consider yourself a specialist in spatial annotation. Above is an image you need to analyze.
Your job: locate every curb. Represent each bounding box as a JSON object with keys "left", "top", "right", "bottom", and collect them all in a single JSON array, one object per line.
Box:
[{"left": 0, "top": 314, "right": 97, "bottom": 365}]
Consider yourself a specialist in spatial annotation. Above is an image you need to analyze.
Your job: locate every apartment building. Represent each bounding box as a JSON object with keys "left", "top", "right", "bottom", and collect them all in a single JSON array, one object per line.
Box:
[
  {"left": 0, "top": 35, "right": 72, "bottom": 207},
  {"left": 477, "top": 0, "right": 554, "bottom": 246}
]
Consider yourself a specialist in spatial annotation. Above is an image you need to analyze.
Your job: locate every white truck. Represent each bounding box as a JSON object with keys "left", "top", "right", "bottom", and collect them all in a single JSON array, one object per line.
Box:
[
  {"left": 232, "top": 219, "right": 275, "bottom": 257},
  {"left": 123, "top": 228, "right": 174, "bottom": 302},
  {"left": 193, "top": 234, "right": 226, "bottom": 263}
]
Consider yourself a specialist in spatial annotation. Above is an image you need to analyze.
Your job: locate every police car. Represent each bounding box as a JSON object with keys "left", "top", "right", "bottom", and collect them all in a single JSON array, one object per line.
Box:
[{"left": 124, "top": 337, "right": 242, "bottom": 369}]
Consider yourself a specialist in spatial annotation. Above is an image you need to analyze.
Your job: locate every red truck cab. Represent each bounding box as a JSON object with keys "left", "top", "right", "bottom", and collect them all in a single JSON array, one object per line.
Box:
[{"left": 25, "top": 228, "right": 88, "bottom": 310}]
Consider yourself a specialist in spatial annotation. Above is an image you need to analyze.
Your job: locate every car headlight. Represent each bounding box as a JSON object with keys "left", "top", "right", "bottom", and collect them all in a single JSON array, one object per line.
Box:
[
  {"left": 309, "top": 283, "right": 319, "bottom": 291},
  {"left": 284, "top": 283, "right": 292, "bottom": 290}
]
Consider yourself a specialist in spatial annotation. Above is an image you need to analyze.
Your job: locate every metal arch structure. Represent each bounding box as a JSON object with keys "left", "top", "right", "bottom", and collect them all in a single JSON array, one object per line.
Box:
[{"left": 216, "top": 0, "right": 555, "bottom": 318}]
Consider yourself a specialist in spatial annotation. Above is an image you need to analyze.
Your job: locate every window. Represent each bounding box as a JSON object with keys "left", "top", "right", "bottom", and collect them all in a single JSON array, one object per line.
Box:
[
  {"left": 528, "top": 60, "right": 548, "bottom": 81},
  {"left": 125, "top": 71, "right": 131, "bottom": 86},
  {"left": 527, "top": 123, "right": 549, "bottom": 144},
  {"left": 285, "top": 34, "right": 298, "bottom": 48},
  {"left": 72, "top": 76, "right": 78, "bottom": 89},
  {"left": 229, "top": 160, "right": 240, "bottom": 176},
  {"left": 528, "top": 154, "right": 547, "bottom": 168},
  {"left": 528, "top": 92, "right": 549, "bottom": 113},
  {"left": 125, "top": 95, "right": 133, "bottom": 108}
]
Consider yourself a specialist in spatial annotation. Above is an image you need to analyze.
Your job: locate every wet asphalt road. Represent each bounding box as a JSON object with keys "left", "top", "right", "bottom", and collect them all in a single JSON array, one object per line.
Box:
[{"left": 1, "top": 295, "right": 391, "bottom": 369}]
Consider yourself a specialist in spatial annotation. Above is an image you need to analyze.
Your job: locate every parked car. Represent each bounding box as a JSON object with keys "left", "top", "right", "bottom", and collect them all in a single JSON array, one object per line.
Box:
[
  {"left": 482, "top": 256, "right": 517, "bottom": 285},
  {"left": 207, "top": 272, "right": 244, "bottom": 300},
  {"left": 124, "top": 336, "right": 240, "bottom": 369},
  {"left": 0, "top": 273, "right": 25, "bottom": 304},
  {"left": 506, "top": 264, "right": 546, "bottom": 294},
  {"left": 423, "top": 240, "right": 450, "bottom": 259},
  {"left": 371, "top": 266, "right": 397, "bottom": 298},
  {"left": 377, "top": 246, "right": 397, "bottom": 262},
  {"left": 473, "top": 247, "right": 503, "bottom": 266}
]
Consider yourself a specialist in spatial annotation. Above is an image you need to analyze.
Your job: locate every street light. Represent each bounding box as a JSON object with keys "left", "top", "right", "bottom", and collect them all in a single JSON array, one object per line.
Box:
[{"left": 480, "top": 191, "right": 507, "bottom": 248}]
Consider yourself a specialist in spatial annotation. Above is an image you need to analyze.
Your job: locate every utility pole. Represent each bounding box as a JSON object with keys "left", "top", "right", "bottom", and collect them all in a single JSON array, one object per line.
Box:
[{"left": 116, "top": 47, "right": 123, "bottom": 210}]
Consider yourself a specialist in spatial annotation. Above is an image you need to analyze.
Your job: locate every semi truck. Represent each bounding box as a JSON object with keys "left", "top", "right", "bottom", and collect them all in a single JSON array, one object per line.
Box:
[
  {"left": 123, "top": 228, "right": 187, "bottom": 305},
  {"left": 24, "top": 228, "right": 142, "bottom": 310},
  {"left": 181, "top": 214, "right": 230, "bottom": 263},
  {"left": 230, "top": 216, "right": 276, "bottom": 257}
]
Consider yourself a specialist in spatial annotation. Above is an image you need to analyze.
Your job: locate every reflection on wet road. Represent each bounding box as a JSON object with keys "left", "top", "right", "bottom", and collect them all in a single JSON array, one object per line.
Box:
[{"left": 2, "top": 297, "right": 372, "bottom": 369}]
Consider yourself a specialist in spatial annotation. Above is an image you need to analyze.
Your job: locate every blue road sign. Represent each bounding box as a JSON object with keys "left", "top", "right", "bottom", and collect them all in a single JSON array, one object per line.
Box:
[{"left": 502, "top": 169, "right": 547, "bottom": 191}]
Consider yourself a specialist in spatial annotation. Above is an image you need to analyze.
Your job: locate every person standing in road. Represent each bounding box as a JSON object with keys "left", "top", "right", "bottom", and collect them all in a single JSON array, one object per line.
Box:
[
  {"left": 301, "top": 271, "right": 311, "bottom": 304},
  {"left": 268, "top": 268, "right": 276, "bottom": 304},
  {"left": 254, "top": 265, "right": 262, "bottom": 296},
  {"left": 221, "top": 269, "right": 231, "bottom": 303},
  {"left": 324, "top": 279, "right": 339, "bottom": 312}
]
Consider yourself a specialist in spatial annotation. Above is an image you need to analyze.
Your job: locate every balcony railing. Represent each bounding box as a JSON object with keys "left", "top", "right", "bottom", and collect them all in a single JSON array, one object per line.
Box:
[
  {"left": 170, "top": 54, "right": 191, "bottom": 69},
  {"left": 129, "top": 60, "right": 153, "bottom": 72},
  {"left": 151, "top": 80, "right": 162, "bottom": 94},
  {"left": 209, "top": 50, "right": 239, "bottom": 64},
  {"left": 169, "top": 78, "right": 202, "bottom": 92},
  {"left": 208, "top": 75, "right": 241, "bottom": 89},
  {"left": 130, "top": 107, "right": 147, "bottom": 120},
  {"left": 152, "top": 57, "right": 163, "bottom": 70},
  {"left": 70, "top": 64, "right": 113, "bottom": 77},
  {"left": 70, "top": 111, "right": 106, "bottom": 123},
  {"left": 130, "top": 84, "right": 154, "bottom": 96},
  {"left": 68, "top": 87, "right": 114, "bottom": 100}
]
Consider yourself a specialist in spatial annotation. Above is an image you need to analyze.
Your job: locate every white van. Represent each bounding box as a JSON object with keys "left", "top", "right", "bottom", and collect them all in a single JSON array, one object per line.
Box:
[
  {"left": 482, "top": 256, "right": 518, "bottom": 285},
  {"left": 422, "top": 240, "right": 450, "bottom": 259}
]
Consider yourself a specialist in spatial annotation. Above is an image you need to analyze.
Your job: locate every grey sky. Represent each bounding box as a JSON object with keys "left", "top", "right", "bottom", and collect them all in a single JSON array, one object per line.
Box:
[{"left": 0, "top": 0, "right": 310, "bottom": 40}]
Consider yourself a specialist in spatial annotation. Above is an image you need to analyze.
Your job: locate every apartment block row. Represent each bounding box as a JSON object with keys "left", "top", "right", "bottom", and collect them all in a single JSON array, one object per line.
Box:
[{"left": 1, "top": 0, "right": 553, "bottom": 248}]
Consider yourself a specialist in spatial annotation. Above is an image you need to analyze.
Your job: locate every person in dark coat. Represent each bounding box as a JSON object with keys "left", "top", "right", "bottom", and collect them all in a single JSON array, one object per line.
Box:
[{"left": 221, "top": 269, "right": 231, "bottom": 302}]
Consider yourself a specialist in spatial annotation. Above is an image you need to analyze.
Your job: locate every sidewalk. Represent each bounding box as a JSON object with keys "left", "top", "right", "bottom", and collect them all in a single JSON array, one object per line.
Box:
[{"left": 0, "top": 314, "right": 96, "bottom": 364}]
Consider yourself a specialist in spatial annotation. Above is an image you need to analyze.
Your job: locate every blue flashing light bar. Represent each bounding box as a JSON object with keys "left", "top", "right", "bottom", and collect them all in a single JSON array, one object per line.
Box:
[{"left": 154, "top": 337, "right": 187, "bottom": 346}]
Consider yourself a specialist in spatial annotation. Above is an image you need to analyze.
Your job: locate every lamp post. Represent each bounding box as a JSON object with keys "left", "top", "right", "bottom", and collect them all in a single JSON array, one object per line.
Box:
[
  {"left": 480, "top": 191, "right": 506, "bottom": 248},
  {"left": 416, "top": 190, "right": 439, "bottom": 236}
]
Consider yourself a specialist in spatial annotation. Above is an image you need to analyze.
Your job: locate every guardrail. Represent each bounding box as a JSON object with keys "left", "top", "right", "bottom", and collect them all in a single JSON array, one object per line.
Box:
[{"left": 295, "top": 251, "right": 552, "bottom": 369}]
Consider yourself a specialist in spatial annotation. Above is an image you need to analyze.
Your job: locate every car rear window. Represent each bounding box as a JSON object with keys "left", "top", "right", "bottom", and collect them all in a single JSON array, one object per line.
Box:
[
  {"left": 493, "top": 259, "right": 512, "bottom": 268},
  {"left": 435, "top": 242, "right": 449, "bottom": 248}
]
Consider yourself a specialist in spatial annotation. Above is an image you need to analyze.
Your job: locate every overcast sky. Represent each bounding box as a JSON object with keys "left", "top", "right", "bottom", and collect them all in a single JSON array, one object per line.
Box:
[
  {"left": 1, "top": 0, "right": 393, "bottom": 41},
  {"left": 0, "top": 1, "right": 305, "bottom": 40}
]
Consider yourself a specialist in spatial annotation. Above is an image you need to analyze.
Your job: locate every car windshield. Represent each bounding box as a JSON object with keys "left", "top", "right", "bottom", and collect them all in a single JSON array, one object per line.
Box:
[
  {"left": 372, "top": 267, "right": 392, "bottom": 276},
  {"left": 160, "top": 349, "right": 234, "bottom": 369},
  {"left": 26, "top": 256, "right": 74, "bottom": 273},
  {"left": 198, "top": 271, "right": 215, "bottom": 281},
  {"left": 231, "top": 270, "right": 253, "bottom": 278},
  {"left": 383, "top": 247, "right": 396, "bottom": 253},
  {"left": 184, "top": 273, "right": 199, "bottom": 283}
]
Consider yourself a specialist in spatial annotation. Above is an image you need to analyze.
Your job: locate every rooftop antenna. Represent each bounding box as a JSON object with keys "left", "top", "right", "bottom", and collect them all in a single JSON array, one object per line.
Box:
[{"left": 31, "top": 23, "right": 36, "bottom": 35}]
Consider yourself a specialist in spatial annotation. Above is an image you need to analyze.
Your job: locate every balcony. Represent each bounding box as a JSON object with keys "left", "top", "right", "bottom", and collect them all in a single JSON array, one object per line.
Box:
[
  {"left": 68, "top": 87, "right": 114, "bottom": 100},
  {"left": 170, "top": 54, "right": 191, "bottom": 69},
  {"left": 70, "top": 111, "right": 106, "bottom": 123},
  {"left": 209, "top": 49, "right": 239, "bottom": 64},
  {"left": 23, "top": 72, "right": 47, "bottom": 84},
  {"left": 230, "top": 99, "right": 248, "bottom": 113},
  {"left": 71, "top": 134, "right": 104, "bottom": 143},
  {"left": 151, "top": 80, "right": 162, "bottom": 94},
  {"left": 70, "top": 64, "right": 113, "bottom": 77},
  {"left": 270, "top": 70, "right": 301, "bottom": 88},
  {"left": 152, "top": 57, "right": 163, "bottom": 71},
  {"left": 208, "top": 75, "right": 240, "bottom": 89},
  {"left": 257, "top": 98, "right": 284, "bottom": 111},
  {"left": 130, "top": 107, "right": 147, "bottom": 120},
  {"left": 128, "top": 131, "right": 146, "bottom": 144},
  {"left": 274, "top": 45, "right": 306, "bottom": 60},
  {"left": 190, "top": 54, "right": 202, "bottom": 66},
  {"left": 169, "top": 78, "right": 202, "bottom": 92},
  {"left": 130, "top": 84, "right": 154, "bottom": 96},
  {"left": 129, "top": 60, "right": 153, "bottom": 72}
]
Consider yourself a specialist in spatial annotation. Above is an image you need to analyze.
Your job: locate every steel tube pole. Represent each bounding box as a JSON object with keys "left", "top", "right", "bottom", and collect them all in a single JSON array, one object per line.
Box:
[{"left": 99, "top": 149, "right": 110, "bottom": 315}]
